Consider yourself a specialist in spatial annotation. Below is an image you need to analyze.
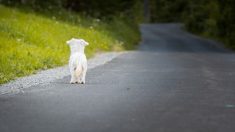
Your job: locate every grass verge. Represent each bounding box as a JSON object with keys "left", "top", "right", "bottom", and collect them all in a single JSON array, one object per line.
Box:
[{"left": 0, "top": 5, "right": 140, "bottom": 84}]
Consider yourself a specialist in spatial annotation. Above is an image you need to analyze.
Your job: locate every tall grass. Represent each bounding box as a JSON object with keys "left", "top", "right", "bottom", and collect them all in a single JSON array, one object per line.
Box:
[{"left": 0, "top": 5, "right": 140, "bottom": 84}]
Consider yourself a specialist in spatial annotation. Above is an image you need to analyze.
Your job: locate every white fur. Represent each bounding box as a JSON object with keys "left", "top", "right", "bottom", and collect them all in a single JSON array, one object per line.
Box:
[{"left": 67, "top": 38, "right": 89, "bottom": 84}]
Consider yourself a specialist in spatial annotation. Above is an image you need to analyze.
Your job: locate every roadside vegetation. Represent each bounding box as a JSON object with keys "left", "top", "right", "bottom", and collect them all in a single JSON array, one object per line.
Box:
[
  {"left": 0, "top": 0, "right": 143, "bottom": 84},
  {"left": 150, "top": 0, "right": 235, "bottom": 50}
]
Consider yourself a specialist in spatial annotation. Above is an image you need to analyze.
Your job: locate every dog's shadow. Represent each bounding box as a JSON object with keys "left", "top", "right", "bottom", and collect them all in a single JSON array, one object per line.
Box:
[
  {"left": 51, "top": 76, "right": 91, "bottom": 85},
  {"left": 51, "top": 76, "right": 71, "bottom": 84}
]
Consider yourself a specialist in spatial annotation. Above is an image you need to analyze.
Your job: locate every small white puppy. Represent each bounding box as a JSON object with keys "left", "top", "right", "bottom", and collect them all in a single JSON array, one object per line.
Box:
[{"left": 67, "top": 38, "right": 89, "bottom": 84}]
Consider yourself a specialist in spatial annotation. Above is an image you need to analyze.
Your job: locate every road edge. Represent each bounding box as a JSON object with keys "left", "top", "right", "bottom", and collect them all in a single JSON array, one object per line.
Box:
[{"left": 0, "top": 52, "right": 125, "bottom": 95}]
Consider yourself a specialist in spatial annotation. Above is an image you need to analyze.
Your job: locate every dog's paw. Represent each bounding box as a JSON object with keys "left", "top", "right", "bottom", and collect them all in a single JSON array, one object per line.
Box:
[
  {"left": 75, "top": 81, "right": 81, "bottom": 84},
  {"left": 70, "top": 81, "right": 76, "bottom": 84}
]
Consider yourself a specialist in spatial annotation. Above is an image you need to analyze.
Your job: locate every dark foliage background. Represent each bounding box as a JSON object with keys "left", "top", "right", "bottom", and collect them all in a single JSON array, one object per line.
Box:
[
  {"left": 150, "top": 0, "right": 235, "bottom": 49},
  {"left": 1, "top": 0, "right": 234, "bottom": 49},
  {"left": 1, "top": 0, "right": 142, "bottom": 18}
]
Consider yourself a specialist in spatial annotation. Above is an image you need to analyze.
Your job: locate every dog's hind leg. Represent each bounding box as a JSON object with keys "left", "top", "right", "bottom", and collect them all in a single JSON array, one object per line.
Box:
[
  {"left": 81, "top": 65, "right": 87, "bottom": 84},
  {"left": 70, "top": 67, "right": 77, "bottom": 84},
  {"left": 75, "top": 65, "right": 83, "bottom": 84}
]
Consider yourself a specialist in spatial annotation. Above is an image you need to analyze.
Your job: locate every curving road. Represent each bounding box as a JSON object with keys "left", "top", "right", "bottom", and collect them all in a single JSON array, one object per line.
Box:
[{"left": 0, "top": 24, "right": 235, "bottom": 132}]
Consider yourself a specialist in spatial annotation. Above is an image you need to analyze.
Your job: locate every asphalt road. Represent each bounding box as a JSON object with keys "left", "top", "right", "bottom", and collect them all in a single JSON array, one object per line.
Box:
[{"left": 1, "top": 24, "right": 235, "bottom": 132}]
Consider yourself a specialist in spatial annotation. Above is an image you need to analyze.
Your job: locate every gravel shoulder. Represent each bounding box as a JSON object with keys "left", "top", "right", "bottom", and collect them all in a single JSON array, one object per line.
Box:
[{"left": 0, "top": 52, "right": 124, "bottom": 95}]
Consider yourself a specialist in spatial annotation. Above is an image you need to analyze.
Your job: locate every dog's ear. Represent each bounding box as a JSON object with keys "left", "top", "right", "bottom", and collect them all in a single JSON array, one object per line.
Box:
[
  {"left": 81, "top": 39, "right": 89, "bottom": 46},
  {"left": 66, "top": 40, "right": 70, "bottom": 45},
  {"left": 66, "top": 38, "right": 77, "bottom": 45},
  {"left": 66, "top": 39, "right": 73, "bottom": 45}
]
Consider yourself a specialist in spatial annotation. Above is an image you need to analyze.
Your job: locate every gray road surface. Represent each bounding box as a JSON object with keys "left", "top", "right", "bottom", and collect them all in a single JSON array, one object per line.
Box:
[{"left": 1, "top": 24, "right": 235, "bottom": 132}]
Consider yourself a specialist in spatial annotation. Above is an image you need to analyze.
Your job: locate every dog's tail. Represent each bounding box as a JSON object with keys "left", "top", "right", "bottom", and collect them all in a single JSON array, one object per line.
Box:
[{"left": 74, "top": 62, "right": 83, "bottom": 79}]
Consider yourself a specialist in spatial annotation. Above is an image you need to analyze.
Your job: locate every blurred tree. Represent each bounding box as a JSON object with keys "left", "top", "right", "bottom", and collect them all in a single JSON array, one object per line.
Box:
[
  {"left": 0, "top": 0, "right": 144, "bottom": 21},
  {"left": 144, "top": 0, "right": 150, "bottom": 22}
]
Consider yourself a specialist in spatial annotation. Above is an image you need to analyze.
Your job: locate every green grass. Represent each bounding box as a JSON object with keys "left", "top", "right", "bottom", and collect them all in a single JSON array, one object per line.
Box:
[{"left": 0, "top": 5, "right": 140, "bottom": 84}]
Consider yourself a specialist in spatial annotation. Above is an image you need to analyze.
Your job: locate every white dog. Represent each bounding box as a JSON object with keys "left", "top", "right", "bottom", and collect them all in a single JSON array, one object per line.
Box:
[{"left": 67, "top": 38, "right": 89, "bottom": 84}]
